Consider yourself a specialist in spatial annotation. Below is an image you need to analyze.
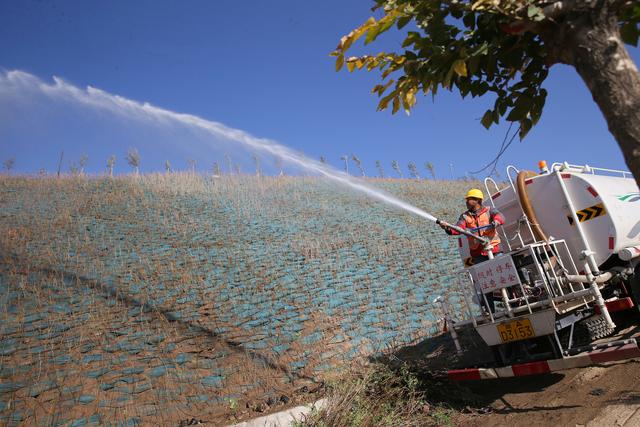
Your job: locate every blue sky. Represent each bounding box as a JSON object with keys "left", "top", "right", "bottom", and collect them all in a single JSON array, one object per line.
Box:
[{"left": 1, "top": 0, "right": 638, "bottom": 177}]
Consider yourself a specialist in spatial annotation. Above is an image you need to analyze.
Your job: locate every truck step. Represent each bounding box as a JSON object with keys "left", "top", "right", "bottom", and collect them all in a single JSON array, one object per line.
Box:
[{"left": 446, "top": 339, "right": 640, "bottom": 381}]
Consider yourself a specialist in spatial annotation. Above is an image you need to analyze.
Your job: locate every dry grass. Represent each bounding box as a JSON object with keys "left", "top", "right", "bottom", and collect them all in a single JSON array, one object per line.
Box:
[{"left": 296, "top": 362, "right": 468, "bottom": 427}]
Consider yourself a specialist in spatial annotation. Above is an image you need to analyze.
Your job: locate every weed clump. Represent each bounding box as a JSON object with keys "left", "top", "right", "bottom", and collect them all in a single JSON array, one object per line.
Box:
[{"left": 298, "top": 362, "right": 461, "bottom": 427}]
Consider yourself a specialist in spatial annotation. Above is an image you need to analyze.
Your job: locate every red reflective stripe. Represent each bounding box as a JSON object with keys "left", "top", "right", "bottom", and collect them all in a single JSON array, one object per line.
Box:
[
  {"left": 589, "top": 343, "right": 640, "bottom": 364},
  {"left": 491, "top": 192, "right": 501, "bottom": 199},
  {"left": 609, "top": 237, "right": 615, "bottom": 250},
  {"left": 512, "top": 361, "right": 550, "bottom": 376},
  {"left": 448, "top": 343, "right": 640, "bottom": 381},
  {"left": 594, "top": 297, "right": 635, "bottom": 314},
  {"left": 561, "top": 173, "right": 571, "bottom": 179},
  {"left": 525, "top": 178, "right": 534, "bottom": 185},
  {"left": 447, "top": 369, "right": 481, "bottom": 381},
  {"left": 587, "top": 186, "right": 598, "bottom": 197}
]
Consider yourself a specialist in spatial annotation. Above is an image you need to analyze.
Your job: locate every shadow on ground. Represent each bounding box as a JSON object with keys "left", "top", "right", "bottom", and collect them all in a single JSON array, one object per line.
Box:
[
  {"left": 374, "top": 310, "right": 640, "bottom": 416},
  {"left": 4, "top": 254, "right": 314, "bottom": 385},
  {"left": 371, "top": 326, "right": 570, "bottom": 414}
]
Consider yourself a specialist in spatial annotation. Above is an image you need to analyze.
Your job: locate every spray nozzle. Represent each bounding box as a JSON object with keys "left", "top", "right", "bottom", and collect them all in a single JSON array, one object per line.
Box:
[{"left": 437, "top": 218, "right": 490, "bottom": 246}]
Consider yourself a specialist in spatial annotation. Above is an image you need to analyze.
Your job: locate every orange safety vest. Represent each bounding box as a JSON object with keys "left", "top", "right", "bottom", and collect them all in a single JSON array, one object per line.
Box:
[{"left": 462, "top": 206, "right": 501, "bottom": 255}]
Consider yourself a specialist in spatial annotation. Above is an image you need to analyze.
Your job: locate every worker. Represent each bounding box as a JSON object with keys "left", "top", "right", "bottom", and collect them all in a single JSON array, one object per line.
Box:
[{"left": 440, "top": 188, "right": 506, "bottom": 312}]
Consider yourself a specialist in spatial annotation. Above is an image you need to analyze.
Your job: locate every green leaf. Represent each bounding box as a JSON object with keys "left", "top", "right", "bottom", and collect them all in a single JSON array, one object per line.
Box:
[
  {"left": 477, "top": 82, "right": 489, "bottom": 96},
  {"left": 472, "top": 43, "right": 489, "bottom": 57},
  {"left": 497, "top": 101, "right": 507, "bottom": 117},
  {"left": 365, "top": 13, "right": 397, "bottom": 45},
  {"left": 452, "top": 60, "right": 468, "bottom": 77},
  {"left": 481, "top": 110, "right": 493, "bottom": 129},
  {"left": 365, "top": 26, "right": 382, "bottom": 45},
  {"left": 458, "top": 80, "right": 470, "bottom": 98},
  {"left": 377, "top": 89, "right": 397, "bottom": 111},
  {"left": 463, "top": 13, "right": 475, "bottom": 30},
  {"left": 468, "top": 55, "right": 480, "bottom": 75},
  {"left": 530, "top": 90, "right": 547, "bottom": 124},
  {"left": 485, "top": 54, "right": 496, "bottom": 80},
  {"left": 451, "top": 8, "right": 463, "bottom": 19},
  {"left": 372, "top": 79, "right": 395, "bottom": 96},
  {"left": 443, "top": 65, "right": 455, "bottom": 89},
  {"left": 335, "top": 54, "right": 344, "bottom": 72},
  {"left": 620, "top": 22, "right": 639, "bottom": 46},
  {"left": 527, "top": 5, "right": 545, "bottom": 22},
  {"left": 392, "top": 95, "right": 401, "bottom": 114},
  {"left": 403, "top": 87, "right": 417, "bottom": 113},
  {"left": 402, "top": 32, "right": 420, "bottom": 48},
  {"left": 519, "top": 118, "right": 533, "bottom": 139},
  {"left": 507, "top": 95, "right": 532, "bottom": 121},
  {"left": 397, "top": 16, "right": 411, "bottom": 30}
]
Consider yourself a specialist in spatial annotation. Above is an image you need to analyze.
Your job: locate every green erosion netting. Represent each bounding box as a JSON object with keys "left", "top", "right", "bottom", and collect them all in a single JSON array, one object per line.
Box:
[{"left": 0, "top": 175, "right": 477, "bottom": 425}]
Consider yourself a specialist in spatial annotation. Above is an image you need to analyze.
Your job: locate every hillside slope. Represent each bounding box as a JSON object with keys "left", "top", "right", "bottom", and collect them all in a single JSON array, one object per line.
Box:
[{"left": 0, "top": 175, "right": 476, "bottom": 426}]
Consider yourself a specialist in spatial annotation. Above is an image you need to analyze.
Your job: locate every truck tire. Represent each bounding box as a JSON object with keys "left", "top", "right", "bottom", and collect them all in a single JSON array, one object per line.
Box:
[
  {"left": 492, "top": 336, "right": 558, "bottom": 366},
  {"left": 560, "top": 315, "right": 615, "bottom": 349},
  {"left": 583, "top": 315, "right": 616, "bottom": 340}
]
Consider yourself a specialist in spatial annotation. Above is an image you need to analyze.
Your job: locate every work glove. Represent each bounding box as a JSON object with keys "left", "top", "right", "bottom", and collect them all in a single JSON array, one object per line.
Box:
[{"left": 491, "top": 220, "right": 501, "bottom": 228}]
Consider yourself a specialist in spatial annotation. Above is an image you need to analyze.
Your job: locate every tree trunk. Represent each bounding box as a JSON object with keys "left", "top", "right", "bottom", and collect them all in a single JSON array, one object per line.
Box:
[{"left": 557, "top": 5, "right": 640, "bottom": 187}]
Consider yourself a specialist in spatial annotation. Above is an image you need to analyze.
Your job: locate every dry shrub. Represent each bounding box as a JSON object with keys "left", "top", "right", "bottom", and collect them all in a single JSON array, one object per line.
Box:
[{"left": 298, "top": 362, "right": 456, "bottom": 427}]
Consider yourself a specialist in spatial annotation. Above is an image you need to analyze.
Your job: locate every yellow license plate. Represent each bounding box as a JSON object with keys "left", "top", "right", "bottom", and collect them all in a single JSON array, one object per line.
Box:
[{"left": 497, "top": 318, "right": 536, "bottom": 343}]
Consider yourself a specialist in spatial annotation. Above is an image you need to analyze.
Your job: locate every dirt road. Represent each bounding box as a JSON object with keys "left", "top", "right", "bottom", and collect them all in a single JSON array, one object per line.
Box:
[
  {"left": 457, "top": 360, "right": 640, "bottom": 426},
  {"left": 390, "top": 310, "right": 640, "bottom": 426},
  {"left": 454, "top": 313, "right": 640, "bottom": 427}
]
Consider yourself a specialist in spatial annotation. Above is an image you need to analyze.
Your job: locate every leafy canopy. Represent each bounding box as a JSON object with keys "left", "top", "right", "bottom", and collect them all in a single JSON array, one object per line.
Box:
[{"left": 331, "top": 0, "right": 640, "bottom": 139}]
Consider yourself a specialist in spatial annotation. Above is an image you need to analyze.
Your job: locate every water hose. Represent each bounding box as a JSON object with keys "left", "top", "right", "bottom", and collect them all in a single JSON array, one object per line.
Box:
[
  {"left": 516, "top": 171, "right": 548, "bottom": 242},
  {"left": 435, "top": 219, "right": 490, "bottom": 246},
  {"left": 516, "top": 171, "right": 562, "bottom": 273}
]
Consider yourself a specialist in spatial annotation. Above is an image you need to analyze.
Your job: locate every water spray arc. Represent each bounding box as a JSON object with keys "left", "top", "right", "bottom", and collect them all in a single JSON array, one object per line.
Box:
[{"left": 1, "top": 70, "right": 443, "bottom": 224}]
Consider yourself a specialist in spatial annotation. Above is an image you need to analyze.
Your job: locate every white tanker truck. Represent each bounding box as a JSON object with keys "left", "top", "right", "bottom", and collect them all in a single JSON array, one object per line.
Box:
[{"left": 437, "top": 161, "right": 640, "bottom": 380}]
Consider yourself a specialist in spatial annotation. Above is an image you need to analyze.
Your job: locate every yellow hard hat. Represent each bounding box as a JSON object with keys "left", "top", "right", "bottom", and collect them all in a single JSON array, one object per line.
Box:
[{"left": 465, "top": 188, "right": 484, "bottom": 200}]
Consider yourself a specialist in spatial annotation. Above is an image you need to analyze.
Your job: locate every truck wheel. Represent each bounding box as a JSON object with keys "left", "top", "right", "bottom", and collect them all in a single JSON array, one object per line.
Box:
[
  {"left": 583, "top": 315, "right": 616, "bottom": 340},
  {"left": 491, "top": 345, "right": 506, "bottom": 367},
  {"left": 560, "top": 315, "right": 615, "bottom": 350},
  {"left": 491, "top": 337, "right": 557, "bottom": 366}
]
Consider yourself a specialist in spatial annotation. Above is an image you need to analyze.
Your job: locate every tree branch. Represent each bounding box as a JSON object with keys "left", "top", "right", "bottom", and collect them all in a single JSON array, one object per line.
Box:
[{"left": 502, "top": 0, "right": 618, "bottom": 37}]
